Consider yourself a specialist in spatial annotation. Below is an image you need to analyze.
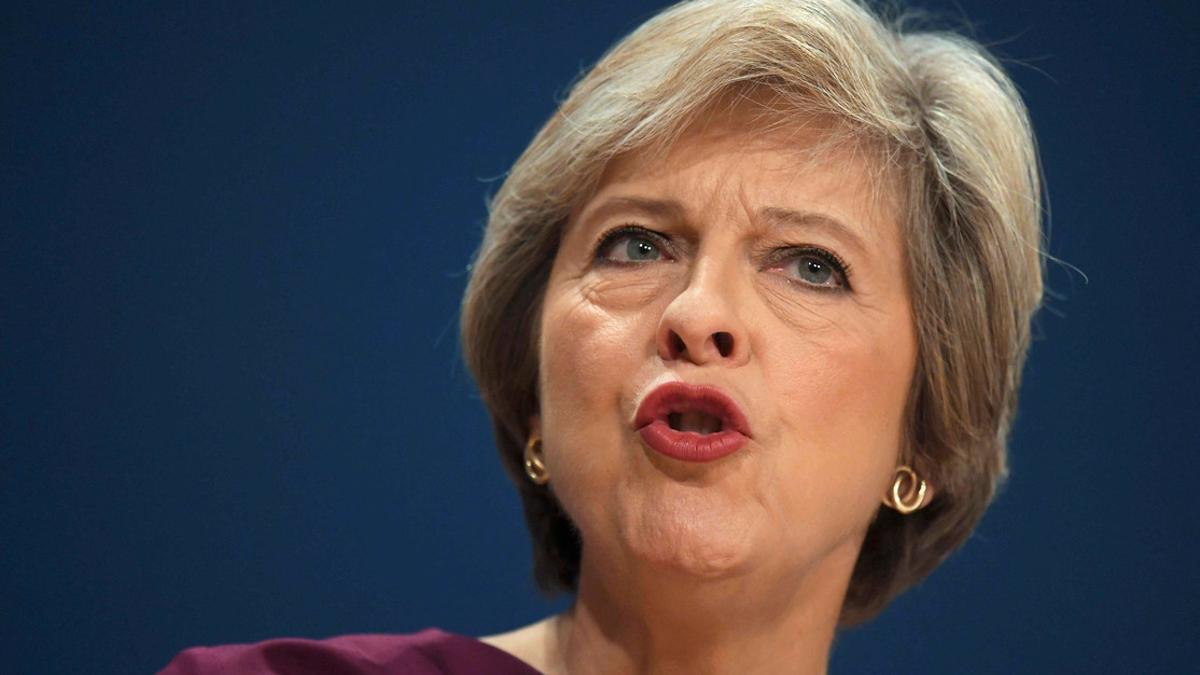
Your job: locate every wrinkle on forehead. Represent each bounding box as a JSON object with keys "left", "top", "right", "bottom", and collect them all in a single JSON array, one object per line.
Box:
[{"left": 580, "top": 101, "right": 904, "bottom": 243}]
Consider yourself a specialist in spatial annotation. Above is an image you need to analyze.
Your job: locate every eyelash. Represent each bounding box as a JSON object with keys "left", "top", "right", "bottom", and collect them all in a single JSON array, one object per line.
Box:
[{"left": 592, "top": 224, "right": 853, "bottom": 292}]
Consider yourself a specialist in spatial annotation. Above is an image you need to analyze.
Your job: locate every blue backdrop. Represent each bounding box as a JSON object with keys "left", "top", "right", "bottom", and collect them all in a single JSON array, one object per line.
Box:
[{"left": 3, "top": 2, "right": 1197, "bottom": 673}]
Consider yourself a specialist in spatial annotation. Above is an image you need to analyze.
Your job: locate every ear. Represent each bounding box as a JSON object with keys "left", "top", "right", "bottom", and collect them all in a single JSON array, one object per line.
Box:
[{"left": 527, "top": 414, "right": 541, "bottom": 440}]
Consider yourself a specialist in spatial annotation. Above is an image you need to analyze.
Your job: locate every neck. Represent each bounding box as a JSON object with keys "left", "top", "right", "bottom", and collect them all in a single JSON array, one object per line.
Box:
[{"left": 549, "top": 538, "right": 858, "bottom": 675}]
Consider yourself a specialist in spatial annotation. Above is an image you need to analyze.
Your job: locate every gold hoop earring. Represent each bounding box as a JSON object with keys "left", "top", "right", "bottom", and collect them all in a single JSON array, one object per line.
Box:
[
  {"left": 524, "top": 435, "right": 550, "bottom": 485},
  {"left": 883, "top": 465, "right": 927, "bottom": 514}
]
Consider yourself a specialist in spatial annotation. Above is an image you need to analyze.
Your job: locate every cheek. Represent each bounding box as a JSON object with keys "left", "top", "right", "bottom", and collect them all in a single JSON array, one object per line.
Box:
[
  {"left": 763, "top": 316, "right": 915, "bottom": 521},
  {"left": 537, "top": 280, "right": 652, "bottom": 489},
  {"left": 766, "top": 317, "right": 911, "bottom": 438},
  {"left": 538, "top": 269, "right": 673, "bottom": 423}
]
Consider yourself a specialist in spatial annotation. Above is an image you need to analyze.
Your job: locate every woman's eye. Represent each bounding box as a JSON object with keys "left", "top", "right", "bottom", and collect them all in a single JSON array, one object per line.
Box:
[
  {"left": 771, "top": 250, "right": 850, "bottom": 291},
  {"left": 596, "top": 229, "right": 667, "bottom": 264}
]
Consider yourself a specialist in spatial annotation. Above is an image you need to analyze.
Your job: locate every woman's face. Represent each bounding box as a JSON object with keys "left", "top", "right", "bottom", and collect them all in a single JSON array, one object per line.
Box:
[{"left": 535, "top": 112, "right": 917, "bottom": 585}]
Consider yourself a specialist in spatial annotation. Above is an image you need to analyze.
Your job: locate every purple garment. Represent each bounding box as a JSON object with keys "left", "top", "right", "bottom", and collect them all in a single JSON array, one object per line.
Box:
[{"left": 157, "top": 628, "right": 543, "bottom": 674}]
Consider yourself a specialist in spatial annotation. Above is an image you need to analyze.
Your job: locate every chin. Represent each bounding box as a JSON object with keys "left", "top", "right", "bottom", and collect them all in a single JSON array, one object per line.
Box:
[
  {"left": 617, "top": 483, "right": 761, "bottom": 580},
  {"left": 635, "top": 539, "right": 755, "bottom": 580}
]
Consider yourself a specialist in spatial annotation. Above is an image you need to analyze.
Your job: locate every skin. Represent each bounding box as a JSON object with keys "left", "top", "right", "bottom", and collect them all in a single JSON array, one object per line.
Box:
[{"left": 482, "top": 106, "right": 933, "bottom": 674}]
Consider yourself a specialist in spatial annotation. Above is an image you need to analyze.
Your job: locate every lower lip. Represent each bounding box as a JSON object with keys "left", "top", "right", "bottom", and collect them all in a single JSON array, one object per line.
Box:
[{"left": 637, "top": 420, "right": 749, "bottom": 462}]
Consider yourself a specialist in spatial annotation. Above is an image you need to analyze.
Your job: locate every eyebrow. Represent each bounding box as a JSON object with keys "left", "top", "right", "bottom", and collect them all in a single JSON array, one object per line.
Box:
[
  {"left": 577, "top": 196, "right": 686, "bottom": 230},
  {"left": 578, "top": 196, "right": 871, "bottom": 260},
  {"left": 758, "top": 206, "right": 871, "bottom": 260}
]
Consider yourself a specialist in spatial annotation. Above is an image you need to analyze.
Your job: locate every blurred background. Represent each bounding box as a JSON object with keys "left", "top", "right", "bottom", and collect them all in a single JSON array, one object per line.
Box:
[{"left": 2, "top": 1, "right": 1197, "bottom": 673}]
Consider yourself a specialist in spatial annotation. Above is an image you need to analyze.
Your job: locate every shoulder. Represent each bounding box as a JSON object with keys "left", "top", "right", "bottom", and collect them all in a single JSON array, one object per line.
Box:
[{"left": 157, "top": 628, "right": 542, "bottom": 675}]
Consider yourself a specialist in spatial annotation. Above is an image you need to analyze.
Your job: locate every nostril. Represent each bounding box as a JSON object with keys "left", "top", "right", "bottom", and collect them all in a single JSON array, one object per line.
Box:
[
  {"left": 669, "top": 331, "right": 687, "bottom": 356},
  {"left": 713, "top": 331, "right": 734, "bottom": 358}
]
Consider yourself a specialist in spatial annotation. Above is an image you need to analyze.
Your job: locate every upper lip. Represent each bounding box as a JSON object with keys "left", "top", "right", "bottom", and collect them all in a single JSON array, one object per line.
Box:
[{"left": 633, "top": 381, "right": 753, "bottom": 438}]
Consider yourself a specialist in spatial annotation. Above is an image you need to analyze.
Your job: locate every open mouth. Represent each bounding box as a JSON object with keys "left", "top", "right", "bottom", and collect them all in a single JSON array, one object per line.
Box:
[
  {"left": 633, "top": 381, "right": 751, "bottom": 462},
  {"left": 666, "top": 410, "right": 724, "bottom": 434}
]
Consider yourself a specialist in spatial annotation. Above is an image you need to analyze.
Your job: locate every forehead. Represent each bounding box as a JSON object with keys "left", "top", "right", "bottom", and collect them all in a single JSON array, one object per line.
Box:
[{"left": 579, "top": 108, "right": 902, "bottom": 245}]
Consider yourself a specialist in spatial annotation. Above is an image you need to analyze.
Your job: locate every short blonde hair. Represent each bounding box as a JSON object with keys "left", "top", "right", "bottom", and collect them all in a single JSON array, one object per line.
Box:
[{"left": 460, "top": 0, "right": 1043, "bottom": 625}]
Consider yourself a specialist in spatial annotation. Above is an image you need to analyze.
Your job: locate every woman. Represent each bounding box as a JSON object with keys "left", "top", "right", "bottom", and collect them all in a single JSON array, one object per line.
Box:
[{"left": 161, "top": 0, "right": 1043, "bottom": 672}]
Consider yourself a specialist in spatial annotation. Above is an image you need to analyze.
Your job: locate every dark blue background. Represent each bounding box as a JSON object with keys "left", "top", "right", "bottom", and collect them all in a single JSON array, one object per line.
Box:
[{"left": 3, "top": 2, "right": 1197, "bottom": 673}]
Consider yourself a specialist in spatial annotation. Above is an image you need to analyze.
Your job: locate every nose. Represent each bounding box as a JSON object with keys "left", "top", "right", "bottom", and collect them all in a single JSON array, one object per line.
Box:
[{"left": 655, "top": 258, "right": 750, "bottom": 367}]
